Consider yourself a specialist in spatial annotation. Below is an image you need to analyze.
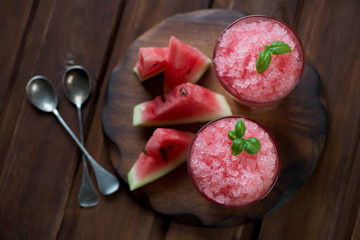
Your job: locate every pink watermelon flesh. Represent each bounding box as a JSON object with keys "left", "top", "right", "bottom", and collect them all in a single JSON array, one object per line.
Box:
[
  {"left": 133, "top": 83, "right": 232, "bottom": 126},
  {"left": 164, "top": 36, "right": 211, "bottom": 92},
  {"left": 133, "top": 47, "right": 168, "bottom": 81},
  {"left": 127, "top": 128, "right": 194, "bottom": 190}
]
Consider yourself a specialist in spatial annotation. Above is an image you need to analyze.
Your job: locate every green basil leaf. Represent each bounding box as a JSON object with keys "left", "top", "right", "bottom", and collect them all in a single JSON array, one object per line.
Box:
[
  {"left": 256, "top": 50, "right": 272, "bottom": 74},
  {"left": 245, "top": 137, "right": 261, "bottom": 155},
  {"left": 234, "top": 119, "right": 246, "bottom": 138},
  {"left": 268, "top": 41, "right": 291, "bottom": 55},
  {"left": 228, "top": 130, "right": 237, "bottom": 140},
  {"left": 231, "top": 138, "right": 246, "bottom": 156}
]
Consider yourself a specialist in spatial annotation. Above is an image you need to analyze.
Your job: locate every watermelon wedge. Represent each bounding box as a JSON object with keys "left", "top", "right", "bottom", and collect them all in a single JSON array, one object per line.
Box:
[
  {"left": 133, "top": 82, "right": 232, "bottom": 126},
  {"left": 164, "top": 36, "right": 211, "bottom": 92},
  {"left": 127, "top": 128, "right": 194, "bottom": 191},
  {"left": 133, "top": 47, "right": 168, "bottom": 81}
]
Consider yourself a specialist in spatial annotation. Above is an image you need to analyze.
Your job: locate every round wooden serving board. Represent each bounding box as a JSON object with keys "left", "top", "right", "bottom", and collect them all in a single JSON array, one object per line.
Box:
[{"left": 102, "top": 9, "right": 327, "bottom": 226}]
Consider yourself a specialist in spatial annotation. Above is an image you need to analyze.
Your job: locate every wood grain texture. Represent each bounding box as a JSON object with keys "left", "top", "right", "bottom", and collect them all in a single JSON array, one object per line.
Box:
[
  {"left": 0, "top": 0, "right": 122, "bottom": 238},
  {"left": 0, "top": 0, "right": 39, "bottom": 169},
  {"left": 212, "top": 0, "right": 301, "bottom": 27},
  {"left": 165, "top": 220, "right": 259, "bottom": 240},
  {"left": 257, "top": 0, "right": 360, "bottom": 239},
  {"left": 0, "top": 0, "right": 34, "bottom": 120},
  {"left": 1, "top": 0, "right": 359, "bottom": 239},
  {"left": 102, "top": 9, "right": 327, "bottom": 226}
]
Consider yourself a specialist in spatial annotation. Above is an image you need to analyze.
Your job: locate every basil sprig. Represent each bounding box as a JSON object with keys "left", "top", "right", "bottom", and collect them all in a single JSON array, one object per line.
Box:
[
  {"left": 228, "top": 119, "right": 261, "bottom": 156},
  {"left": 256, "top": 41, "right": 291, "bottom": 74}
]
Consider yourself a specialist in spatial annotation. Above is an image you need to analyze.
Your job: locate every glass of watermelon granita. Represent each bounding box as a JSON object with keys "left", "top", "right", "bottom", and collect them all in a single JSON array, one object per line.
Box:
[
  {"left": 188, "top": 116, "right": 280, "bottom": 208},
  {"left": 213, "top": 15, "right": 305, "bottom": 107}
]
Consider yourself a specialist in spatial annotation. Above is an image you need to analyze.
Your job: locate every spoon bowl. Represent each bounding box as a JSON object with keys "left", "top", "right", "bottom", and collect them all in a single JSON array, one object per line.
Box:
[
  {"left": 26, "top": 76, "right": 58, "bottom": 112},
  {"left": 63, "top": 66, "right": 91, "bottom": 107}
]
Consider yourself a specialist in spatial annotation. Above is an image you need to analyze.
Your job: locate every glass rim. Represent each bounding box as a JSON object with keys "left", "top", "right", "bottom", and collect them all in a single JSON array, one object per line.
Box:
[
  {"left": 213, "top": 15, "right": 306, "bottom": 107},
  {"left": 187, "top": 115, "right": 281, "bottom": 208}
]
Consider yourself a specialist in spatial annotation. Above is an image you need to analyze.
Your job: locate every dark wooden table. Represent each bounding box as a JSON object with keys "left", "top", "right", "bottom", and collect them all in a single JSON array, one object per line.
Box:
[{"left": 1, "top": 0, "right": 360, "bottom": 239}]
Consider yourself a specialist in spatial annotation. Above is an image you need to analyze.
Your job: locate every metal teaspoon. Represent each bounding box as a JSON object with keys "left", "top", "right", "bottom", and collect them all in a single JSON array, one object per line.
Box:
[
  {"left": 62, "top": 66, "right": 98, "bottom": 207},
  {"left": 26, "top": 76, "right": 119, "bottom": 195}
]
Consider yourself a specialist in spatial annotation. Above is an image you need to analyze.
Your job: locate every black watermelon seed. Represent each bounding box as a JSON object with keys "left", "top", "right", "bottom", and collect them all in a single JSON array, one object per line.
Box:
[{"left": 180, "top": 88, "right": 187, "bottom": 95}]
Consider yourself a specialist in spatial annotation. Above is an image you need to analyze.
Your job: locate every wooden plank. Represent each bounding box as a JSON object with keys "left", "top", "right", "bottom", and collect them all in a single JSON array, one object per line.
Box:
[
  {"left": 334, "top": 134, "right": 360, "bottom": 239},
  {"left": 0, "top": 0, "right": 34, "bottom": 113},
  {"left": 0, "top": 0, "right": 34, "bottom": 168},
  {"left": 0, "top": 0, "right": 123, "bottom": 238},
  {"left": 258, "top": 0, "right": 360, "bottom": 239},
  {"left": 352, "top": 180, "right": 360, "bottom": 239},
  {"left": 212, "top": 0, "right": 301, "bottom": 26},
  {"left": 165, "top": 222, "right": 257, "bottom": 240}
]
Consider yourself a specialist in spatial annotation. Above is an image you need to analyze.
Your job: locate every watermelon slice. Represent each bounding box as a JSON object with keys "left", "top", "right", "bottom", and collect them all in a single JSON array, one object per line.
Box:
[
  {"left": 127, "top": 128, "right": 194, "bottom": 190},
  {"left": 133, "top": 82, "right": 232, "bottom": 126},
  {"left": 133, "top": 47, "right": 168, "bottom": 81},
  {"left": 163, "top": 36, "right": 211, "bottom": 92}
]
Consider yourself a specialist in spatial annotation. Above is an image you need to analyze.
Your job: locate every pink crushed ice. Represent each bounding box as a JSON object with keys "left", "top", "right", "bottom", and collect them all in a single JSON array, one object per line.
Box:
[
  {"left": 214, "top": 18, "right": 303, "bottom": 103},
  {"left": 189, "top": 117, "right": 279, "bottom": 206}
]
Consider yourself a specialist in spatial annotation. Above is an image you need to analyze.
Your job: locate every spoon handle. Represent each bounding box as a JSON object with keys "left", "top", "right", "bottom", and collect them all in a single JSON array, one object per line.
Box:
[
  {"left": 52, "top": 109, "right": 120, "bottom": 195},
  {"left": 77, "top": 106, "right": 99, "bottom": 207}
]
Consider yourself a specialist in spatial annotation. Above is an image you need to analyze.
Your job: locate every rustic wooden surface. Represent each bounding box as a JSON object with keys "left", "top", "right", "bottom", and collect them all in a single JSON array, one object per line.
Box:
[
  {"left": 0, "top": 0, "right": 359, "bottom": 239},
  {"left": 102, "top": 9, "right": 326, "bottom": 226}
]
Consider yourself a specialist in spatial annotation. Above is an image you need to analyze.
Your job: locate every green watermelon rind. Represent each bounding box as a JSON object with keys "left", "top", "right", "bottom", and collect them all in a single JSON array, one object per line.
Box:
[
  {"left": 127, "top": 150, "right": 189, "bottom": 191},
  {"left": 132, "top": 93, "right": 232, "bottom": 126},
  {"left": 188, "top": 58, "right": 212, "bottom": 84},
  {"left": 133, "top": 65, "right": 165, "bottom": 82}
]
